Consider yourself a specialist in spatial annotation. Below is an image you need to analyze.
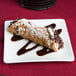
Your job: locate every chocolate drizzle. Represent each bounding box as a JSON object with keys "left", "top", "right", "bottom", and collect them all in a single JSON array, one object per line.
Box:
[
  {"left": 17, "top": 41, "right": 39, "bottom": 55},
  {"left": 11, "top": 23, "right": 63, "bottom": 56},
  {"left": 37, "top": 47, "right": 53, "bottom": 56},
  {"left": 11, "top": 35, "right": 23, "bottom": 41},
  {"left": 45, "top": 23, "right": 56, "bottom": 29},
  {"left": 54, "top": 29, "right": 62, "bottom": 35}
]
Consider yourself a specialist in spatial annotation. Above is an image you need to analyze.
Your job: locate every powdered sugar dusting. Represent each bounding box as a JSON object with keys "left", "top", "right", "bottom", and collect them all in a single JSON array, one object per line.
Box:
[{"left": 15, "top": 19, "right": 49, "bottom": 39}]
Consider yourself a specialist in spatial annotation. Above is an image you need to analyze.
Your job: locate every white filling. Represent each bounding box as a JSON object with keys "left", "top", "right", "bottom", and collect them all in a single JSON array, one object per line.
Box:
[{"left": 48, "top": 28, "right": 54, "bottom": 38}]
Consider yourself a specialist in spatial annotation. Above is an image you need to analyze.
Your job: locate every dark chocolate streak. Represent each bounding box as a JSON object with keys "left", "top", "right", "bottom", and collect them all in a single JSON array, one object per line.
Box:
[
  {"left": 11, "top": 35, "right": 39, "bottom": 55},
  {"left": 54, "top": 29, "right": 62, "bottom": 35},
  {"left": 11, "top": 35, "right": 23, "bottom": 41},
  {"left": 45, "top": 23, "right": 56, "bottom": 29},
  {"left": 17, "top": 41, "right": 39, "bottom": 55},
  {"left": 37, "top": 47, "right": 53, "bottom": 56}
]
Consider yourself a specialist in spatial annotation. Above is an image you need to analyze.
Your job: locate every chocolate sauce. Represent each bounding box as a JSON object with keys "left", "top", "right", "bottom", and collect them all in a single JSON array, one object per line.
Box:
[
  {"left": 11, "top": 35, "right": 39, "bottom": 55},
  {"left": 17, "top": 41, "right": 39, "bottom": 55},
  {"left": 11, "top": 35, "right": 23, "bottom": 41},
  {"left": 37, "top": 47, "right": 53, "bottom": 56},
  {"left": 54, "top": 29, "right": 62, "bottom": 35},
  {"left": 45, "top": 23, "right": 56, "bottom": 29}
]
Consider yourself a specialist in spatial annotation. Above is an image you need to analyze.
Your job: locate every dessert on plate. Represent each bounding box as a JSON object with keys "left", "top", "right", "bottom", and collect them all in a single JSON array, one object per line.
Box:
[{"left": 8, "top": 18, "right": 64, "bottom": 52}]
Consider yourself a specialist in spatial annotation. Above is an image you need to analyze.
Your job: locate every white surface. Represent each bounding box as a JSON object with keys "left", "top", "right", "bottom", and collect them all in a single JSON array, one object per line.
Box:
[{"left": 4, "top": 19, "right": 75, "bottom": 63}]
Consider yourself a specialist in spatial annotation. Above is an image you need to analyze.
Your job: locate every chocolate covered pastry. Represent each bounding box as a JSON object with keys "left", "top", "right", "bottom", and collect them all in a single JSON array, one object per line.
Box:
[{"left": 8, "top": 18, "right": 64, "bottom": 51}]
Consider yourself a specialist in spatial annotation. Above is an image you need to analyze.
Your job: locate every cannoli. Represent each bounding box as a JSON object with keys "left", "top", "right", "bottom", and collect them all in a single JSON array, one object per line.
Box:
[{"left": 8, "top": 18, "right": 64, "bottom": 51}]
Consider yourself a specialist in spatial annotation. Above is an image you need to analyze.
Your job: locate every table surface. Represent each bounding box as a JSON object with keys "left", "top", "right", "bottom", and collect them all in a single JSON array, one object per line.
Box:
[{"left": 0, "top": 0, "right": 76, "bottom": 76}]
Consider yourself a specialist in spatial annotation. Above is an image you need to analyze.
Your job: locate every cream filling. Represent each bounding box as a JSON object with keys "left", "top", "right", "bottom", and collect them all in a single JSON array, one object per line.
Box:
[{"left": 48, "top": 27, "right": 54, "bottom": 38}]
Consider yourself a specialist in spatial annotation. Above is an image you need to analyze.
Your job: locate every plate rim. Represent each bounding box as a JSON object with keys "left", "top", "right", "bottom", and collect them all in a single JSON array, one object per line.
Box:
[{"left": 3, "top": 19, "right": 75, "bottom": 64}]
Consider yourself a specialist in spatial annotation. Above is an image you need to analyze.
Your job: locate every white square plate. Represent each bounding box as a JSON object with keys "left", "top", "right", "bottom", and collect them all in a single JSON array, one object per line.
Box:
[{"left": 4, "top": 19, "right": 75, "bottom": 63}]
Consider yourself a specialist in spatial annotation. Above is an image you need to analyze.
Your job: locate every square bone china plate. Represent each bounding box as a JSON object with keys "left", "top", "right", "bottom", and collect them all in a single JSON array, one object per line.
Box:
[{"left": 4, "top": 19, "right": 75, "bottom": 63}]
